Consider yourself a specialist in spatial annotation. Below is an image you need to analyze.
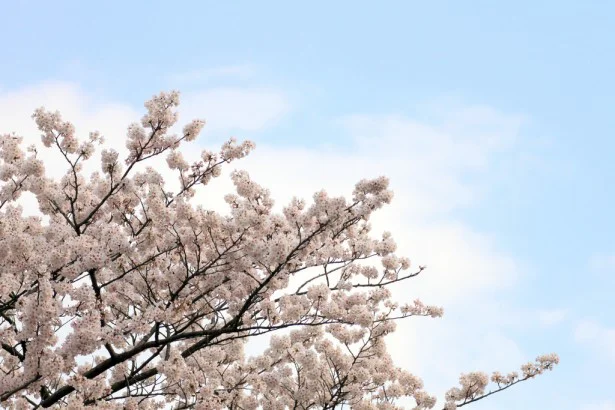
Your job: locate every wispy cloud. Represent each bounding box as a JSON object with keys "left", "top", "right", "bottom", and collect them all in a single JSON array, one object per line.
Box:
[
  {"left": 574, "top": 319, "right": 615, "bottom": 361},
  {"left": 580, "top": 400, "right": 615, "bottom": 410},
  {"left": 589, "top": 252, "right": 615, "bottom": 272},
  {"left": 179, "top": 87, "right": 289, "bottom": 132},
  {"left": 537, "top": 309, "right": 568, "bottom": 326}
]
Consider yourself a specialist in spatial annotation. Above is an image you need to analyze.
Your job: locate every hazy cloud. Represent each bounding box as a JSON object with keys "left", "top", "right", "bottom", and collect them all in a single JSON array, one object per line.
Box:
[
  {"left": 575, "top": 319, "right": 615, "bottom": 361},
  {"left": 537, "top": 309, "right": 568, "bottom": 326}
]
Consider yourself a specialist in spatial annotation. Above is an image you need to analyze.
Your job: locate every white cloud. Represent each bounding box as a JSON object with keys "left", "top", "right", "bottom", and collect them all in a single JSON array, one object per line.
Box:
[
  {"left": 537, "top": 309, "right": 568, "bottom": 326},
  {"left": 337, "top": 108, "right": 523, "bottom": 216},
  {"left": 179, "top": 87, "right": 289, "bottom": 132},
  {"left": 212, "top": 106, "right": 542, "bottom": 401},
  {"left": 0, "top": 81, "right": 137, "bottom": 148},
  {"left": 580, "top": 400, "right": 615, "bottom": 410},
  {"left": 574, "top": 319, "right": 615, "bottom": 361},
  {"left": 589, "top": 252, "right": 615, "bottom": 272}
]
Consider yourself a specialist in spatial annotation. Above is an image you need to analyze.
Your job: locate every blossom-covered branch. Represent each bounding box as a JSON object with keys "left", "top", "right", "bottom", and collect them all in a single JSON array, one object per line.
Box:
[{"left": 0, "top": 91, "right": 557, "bottom": 409}]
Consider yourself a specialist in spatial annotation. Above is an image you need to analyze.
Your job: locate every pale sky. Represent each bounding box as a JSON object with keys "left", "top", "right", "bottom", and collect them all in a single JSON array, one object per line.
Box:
[{"left": 2, "top": 2, "right": 614, "bottom": 409}]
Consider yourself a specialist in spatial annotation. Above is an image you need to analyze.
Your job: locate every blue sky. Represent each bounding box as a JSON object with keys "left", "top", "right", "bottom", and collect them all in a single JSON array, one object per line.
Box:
[{"left": 2, "top": 1, "right": 615, "bottom": 409}]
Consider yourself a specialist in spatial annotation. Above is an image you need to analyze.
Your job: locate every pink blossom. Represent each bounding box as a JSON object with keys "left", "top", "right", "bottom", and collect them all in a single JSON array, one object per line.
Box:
[{"left": 0, "top": 91, "right": 558, "bottom": 409}]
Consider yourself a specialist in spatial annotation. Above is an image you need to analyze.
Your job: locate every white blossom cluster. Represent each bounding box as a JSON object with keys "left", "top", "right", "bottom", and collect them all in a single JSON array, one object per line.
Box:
[
  {"left": 0, "top": 91, "right": 558, "bottom": 409},
  {"left": 442, "top": 353, "right": 560, "bottom": 409}
]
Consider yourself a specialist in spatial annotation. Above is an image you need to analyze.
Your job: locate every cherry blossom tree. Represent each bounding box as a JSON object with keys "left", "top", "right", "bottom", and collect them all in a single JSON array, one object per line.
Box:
[{"left": 0, "top": 91, "right": 558, "bottom": 409}]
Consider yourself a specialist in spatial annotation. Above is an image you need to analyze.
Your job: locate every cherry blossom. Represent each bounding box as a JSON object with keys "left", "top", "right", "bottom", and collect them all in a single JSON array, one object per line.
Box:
[{"left": 0, "top": 91, "right": 558, "bottom": 409}]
